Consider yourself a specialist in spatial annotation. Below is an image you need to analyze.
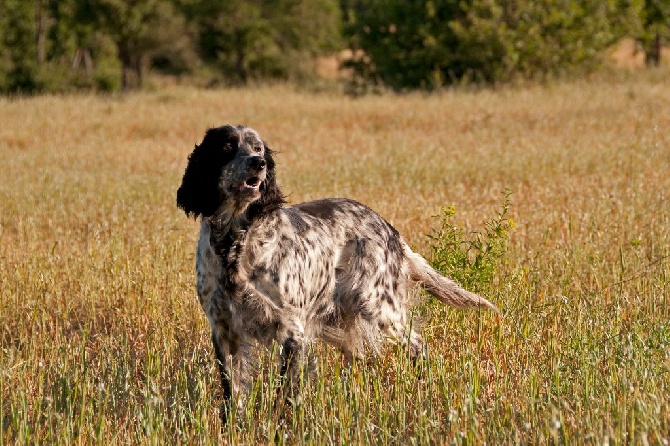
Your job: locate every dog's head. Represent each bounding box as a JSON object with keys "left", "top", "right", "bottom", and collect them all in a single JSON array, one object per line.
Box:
[{"left": 177, "top": 125, "right": 284, "bottom": 219}]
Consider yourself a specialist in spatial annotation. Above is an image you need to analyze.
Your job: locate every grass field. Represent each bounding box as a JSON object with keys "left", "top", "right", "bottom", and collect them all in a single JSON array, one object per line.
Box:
[{"left": 1, "top": 73, "right": 669, "bottom": 444}]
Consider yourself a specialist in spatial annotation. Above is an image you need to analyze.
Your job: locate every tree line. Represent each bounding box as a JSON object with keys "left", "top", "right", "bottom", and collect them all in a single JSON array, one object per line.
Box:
[{"left": 0, "top": 0, "right": 667, "bottom": 93}]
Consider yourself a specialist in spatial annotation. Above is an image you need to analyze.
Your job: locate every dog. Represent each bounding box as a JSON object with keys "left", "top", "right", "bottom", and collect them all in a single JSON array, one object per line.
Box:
[{"left": 176, "top": 125, "right": 499, "bottom": 418}]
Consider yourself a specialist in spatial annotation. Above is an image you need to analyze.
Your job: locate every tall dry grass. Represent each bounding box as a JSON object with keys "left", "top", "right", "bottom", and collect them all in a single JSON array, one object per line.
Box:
[{"left": 1, "top": 73, "right": 669, "bottom": 444}]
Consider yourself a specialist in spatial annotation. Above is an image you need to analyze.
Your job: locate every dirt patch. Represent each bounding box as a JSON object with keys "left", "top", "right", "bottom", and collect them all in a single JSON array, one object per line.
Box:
[
  {"left": 315, "top": 49, "right": 365, "bottom": 80},
  {"left": 609, "top": 37, "right": 670, "bottom": 68}
]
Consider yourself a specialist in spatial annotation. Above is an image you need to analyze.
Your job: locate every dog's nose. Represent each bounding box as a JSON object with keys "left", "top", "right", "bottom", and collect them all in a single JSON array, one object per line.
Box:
[{"left": 248, "top": 156, "right": 266, "bottom": 171}]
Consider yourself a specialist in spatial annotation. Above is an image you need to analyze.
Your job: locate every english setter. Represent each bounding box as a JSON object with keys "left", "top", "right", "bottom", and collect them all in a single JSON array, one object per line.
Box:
[{"left": 176, "top": 125, "right": 498, "bottom": 419}]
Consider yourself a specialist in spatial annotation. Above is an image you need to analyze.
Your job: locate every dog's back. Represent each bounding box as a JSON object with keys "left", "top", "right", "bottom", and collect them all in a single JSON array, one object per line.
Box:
[{"left": 205, "top": 197, "right": 498, "bottom": 360}]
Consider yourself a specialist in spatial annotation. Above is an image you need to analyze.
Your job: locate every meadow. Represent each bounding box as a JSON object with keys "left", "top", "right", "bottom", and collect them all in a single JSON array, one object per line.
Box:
[{"left": 1, "top": 73, "right": 669, "bottom": 444}]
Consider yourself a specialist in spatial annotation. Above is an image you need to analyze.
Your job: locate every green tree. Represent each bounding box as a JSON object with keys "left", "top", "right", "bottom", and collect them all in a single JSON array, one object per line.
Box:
[
  {"left": 343, "top": 0, "right": 463, "bottom": 90},
  {"left": 77, "top": 0, "right": 194, "bottom": 90},
  {"left": 45, "top": 0, "right": 102, "bottom": 85},
  {"left": 461, "top": 0, "right": 630, "bottom": 80},
  {"left": 191, "top": 0, "right": 341, "bottom": 84},
  {"left": 344, "top": 0, "right": 639, "bottom": 90},
  {"left": 639, "top": 0, "right": 670, "bottom": 65},
  {"left": 1, "top": 0, "right": 40, "bottom": 92}
]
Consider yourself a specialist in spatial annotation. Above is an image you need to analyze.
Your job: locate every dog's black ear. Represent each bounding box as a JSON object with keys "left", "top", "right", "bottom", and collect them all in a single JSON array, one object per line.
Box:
[
  {"left": 177, "top": 127, "right": 234, "bottom": 218},
  {"left": 248, "top": 142, "right": 286, "bottom": 218}
]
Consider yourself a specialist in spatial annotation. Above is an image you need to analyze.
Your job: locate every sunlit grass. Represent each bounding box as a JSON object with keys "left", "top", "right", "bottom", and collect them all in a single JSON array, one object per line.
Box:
[{"left": 1, "top": 72, "right": 669, "bottom": 443}]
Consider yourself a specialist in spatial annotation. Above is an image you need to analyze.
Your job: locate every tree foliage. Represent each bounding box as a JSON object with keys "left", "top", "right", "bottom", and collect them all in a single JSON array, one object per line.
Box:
[
  {"left": 0, "top": 0, "right": 340, "bottom": 92},
  {"left": 638, "top": 0, "right": 670, "bottom": 66},
  {"left": 190, "top": 0, "right": 341, "bottom": 85},
  {"left": 1, "top": 0, "right": 40, "bottom": 92},
  {"left": 0, "top": 0, "right": 666, "bottom": 93},
  {"left": 72, "top": 0, "right": 194, "bottom": 90},
  {"left": 344, "top": 0, "right": 646, "bottom": 90}
]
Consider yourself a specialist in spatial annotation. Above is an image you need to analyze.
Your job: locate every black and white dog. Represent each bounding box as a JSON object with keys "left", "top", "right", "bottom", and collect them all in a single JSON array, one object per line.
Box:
[{"left": 176, "top": 125, "right": 498, "bottom": 417}]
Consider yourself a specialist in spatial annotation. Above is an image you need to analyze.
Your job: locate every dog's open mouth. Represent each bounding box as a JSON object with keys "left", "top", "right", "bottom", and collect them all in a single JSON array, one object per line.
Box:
[
  {"left": 239, "top": 176, "right": 261, "bottom": 191},
  {"left": 232, "top": 176, "right": 263, "bottom": 201}
]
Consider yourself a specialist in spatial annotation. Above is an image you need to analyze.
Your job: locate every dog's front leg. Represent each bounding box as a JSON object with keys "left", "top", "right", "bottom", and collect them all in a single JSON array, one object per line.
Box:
[
  {"left": 276, "top": 326, "right": 314, "bottom": 406},
  {"left": 279, "top": 336, "right": 304, "bottom": 384},
  {"left": 211, "top": 326, "right": 249, "bottom": 424},
  {"left": 211, "top": 329, "right": 234, "bottom": 423}
]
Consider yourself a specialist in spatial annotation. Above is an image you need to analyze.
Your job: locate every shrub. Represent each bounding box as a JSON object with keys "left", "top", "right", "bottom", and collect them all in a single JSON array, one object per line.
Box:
[
  {"left": 343, "top": 0, "right": 641, "bottom": 89},
  {"left": 428, "top": 189, "right": 514, "bottom": 293}
]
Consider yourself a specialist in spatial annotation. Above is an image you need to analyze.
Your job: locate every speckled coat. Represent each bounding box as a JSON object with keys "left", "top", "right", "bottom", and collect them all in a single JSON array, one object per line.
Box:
[{"left": 176, "top": 125, "right": 499, "bottom": 418}]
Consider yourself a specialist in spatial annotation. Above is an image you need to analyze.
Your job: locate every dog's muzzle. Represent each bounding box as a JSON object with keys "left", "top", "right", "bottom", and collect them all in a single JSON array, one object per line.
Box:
[
  {"left": 232, "top": 156, "right": 266, "bottom": 201},
  {"left": 247, "top": 156, "right": 266, "bottom": 172}
]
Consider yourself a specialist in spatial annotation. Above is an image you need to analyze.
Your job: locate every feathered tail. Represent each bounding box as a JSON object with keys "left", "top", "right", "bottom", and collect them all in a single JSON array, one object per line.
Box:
[{"left": 404, "top": 243, "right": 500, "bottom": 314}]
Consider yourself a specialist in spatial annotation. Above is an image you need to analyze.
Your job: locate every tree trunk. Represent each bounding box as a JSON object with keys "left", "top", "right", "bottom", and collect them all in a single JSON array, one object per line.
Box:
[
  {"left": 83, "top": 49, "right": 93, "bottom": 76},
  {"left": 119, "top": 46, "right": 133, "bottom": 91},
  {"left": 35, "top": 1, "right": 47, "bottom": 64},
  {"left": 234, "top": 30, "right": 248, "bottom": 84},
  {"left": 645, "top": 32, "right": 662, "bottom": 67},
  {"left": 72, "top": 48, "right": 94, "bottom": 75},
  {"left": 118, "top": 41, "right": 143, "bottom": 91},
  {"left": 135, "top": 55, "right": 143, "bottom": 88}
]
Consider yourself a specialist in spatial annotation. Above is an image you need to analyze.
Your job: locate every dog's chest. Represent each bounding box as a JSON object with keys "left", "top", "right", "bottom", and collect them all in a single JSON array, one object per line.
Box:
[
  {"left": 195, "top": 222, "right": 222, "bottom": 319},
  {"left": 195, "top": 211, "right": 370, "bottom": 335},
  {"left": 195, "top": 219, "right": 300, "bottom": 329}
]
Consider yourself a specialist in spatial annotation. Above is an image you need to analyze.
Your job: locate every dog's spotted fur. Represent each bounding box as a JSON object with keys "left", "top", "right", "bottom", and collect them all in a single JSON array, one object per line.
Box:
[{"left": 177, "top": 125, "right": 499, "bottom": 418}]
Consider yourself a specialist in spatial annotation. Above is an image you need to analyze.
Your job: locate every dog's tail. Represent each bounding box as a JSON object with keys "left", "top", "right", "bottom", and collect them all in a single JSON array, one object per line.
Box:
[{"left": 404, "top": 243, "right": 500, "bottom": 314}]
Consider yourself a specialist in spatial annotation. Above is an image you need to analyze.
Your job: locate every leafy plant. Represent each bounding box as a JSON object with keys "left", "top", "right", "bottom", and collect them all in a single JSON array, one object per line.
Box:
[
  {"left": 428, "top": 189, "right": 514, "bottom": 293},
  {"left": 343, "top": 0, "right": 641, "bottom": 89}
]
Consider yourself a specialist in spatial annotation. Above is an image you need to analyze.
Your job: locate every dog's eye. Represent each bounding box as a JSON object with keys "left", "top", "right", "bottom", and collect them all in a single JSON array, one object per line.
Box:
[
  {"left": 253, "top": 145, "right": 262, "bottom": 153},
  {"left": 223, "top": 143, "right": 233, "bottom": 152}
]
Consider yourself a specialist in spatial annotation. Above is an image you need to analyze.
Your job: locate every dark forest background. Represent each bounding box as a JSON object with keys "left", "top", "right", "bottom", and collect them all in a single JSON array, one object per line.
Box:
[{"left": 1, "top": 0, "right": 668, "bottom": 93}]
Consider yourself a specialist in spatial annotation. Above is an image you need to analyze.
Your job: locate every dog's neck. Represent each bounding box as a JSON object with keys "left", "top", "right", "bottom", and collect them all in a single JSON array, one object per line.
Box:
[
  {"left": 207, "top": 192, "right": 284, "bottom": 258},
  {"left": 206, "top": 200, "right": 255, "bottom": 259},
  {"left": 209, "top": 203, "right": 247, "bottom": 236},
  {"left": 214, "top": 199, "right": 251, "bottom": 226}
]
